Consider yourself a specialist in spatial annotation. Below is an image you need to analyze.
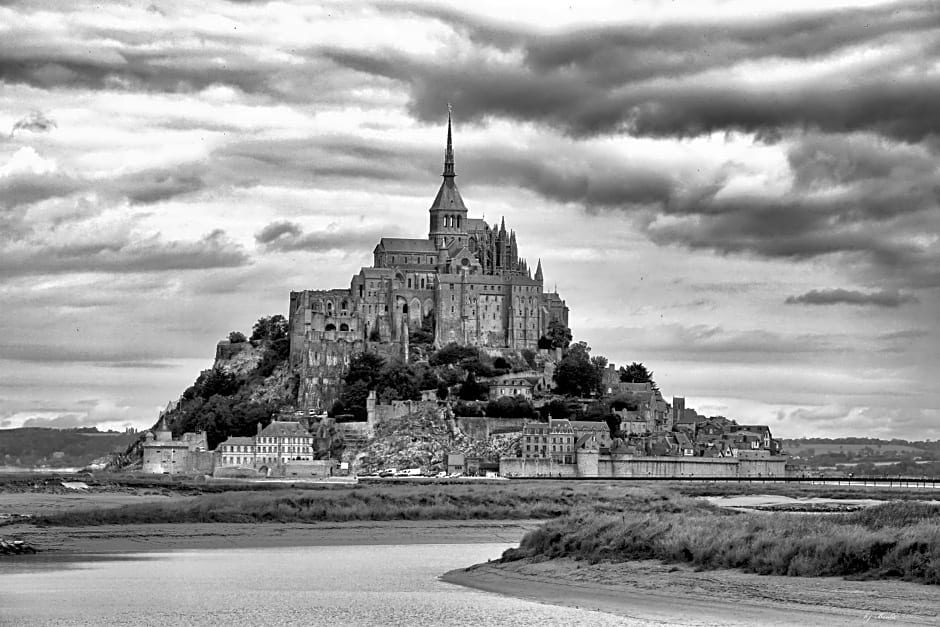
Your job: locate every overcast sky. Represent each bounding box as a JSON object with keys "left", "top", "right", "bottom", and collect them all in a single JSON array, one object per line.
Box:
[{"left": 1, "top": 0, "right": 938, "bottom": 439}]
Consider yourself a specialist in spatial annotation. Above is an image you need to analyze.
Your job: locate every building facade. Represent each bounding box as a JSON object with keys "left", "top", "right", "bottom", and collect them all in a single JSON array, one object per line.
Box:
[
  {"left": 141, "top": 415, "right": 212, "bottom": 475},
  {"left": 288, "top": 114, "right": 569, "bottom": 410},
  {"left": 216, "top": 421, "right": 315, "bottom": 470}
]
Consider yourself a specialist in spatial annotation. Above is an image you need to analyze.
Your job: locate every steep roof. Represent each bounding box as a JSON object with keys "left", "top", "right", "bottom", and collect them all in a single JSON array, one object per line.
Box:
[
  {"left": 429, "top": 177, "right": 468, "bottom": 213},
  {"left": 219, "top": 436, "right": 255, "bottom": 447},
  {"left": 375, "top": 238, "right": 437, "bottom": 254},
  {"left": 568, "top": 420, "right": 609, "bottom": 433}
]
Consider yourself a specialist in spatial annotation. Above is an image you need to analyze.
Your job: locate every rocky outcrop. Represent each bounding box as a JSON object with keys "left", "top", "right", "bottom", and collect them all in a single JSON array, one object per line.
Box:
[{"left": 0, "top": 538, "right": 37, "bottom": 554}]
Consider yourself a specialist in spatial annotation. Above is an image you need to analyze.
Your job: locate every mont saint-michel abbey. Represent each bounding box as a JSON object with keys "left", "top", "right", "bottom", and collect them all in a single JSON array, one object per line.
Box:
[{"left": 288, "top": 115, "right": 569, "bottom": 410}]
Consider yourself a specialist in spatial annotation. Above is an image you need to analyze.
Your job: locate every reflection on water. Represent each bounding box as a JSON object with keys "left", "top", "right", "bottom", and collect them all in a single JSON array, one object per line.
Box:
[{"left": 0, "top": 544, "right": 635, "bottom": 626}]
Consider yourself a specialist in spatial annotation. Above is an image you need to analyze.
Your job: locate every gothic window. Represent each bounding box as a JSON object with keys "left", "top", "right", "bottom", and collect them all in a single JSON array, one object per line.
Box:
[
  {"left": 339, "top": 323, "right": 349, "bottom": 331},
  {"left": 407, "top": 278, "right": 412, "bottom": 289},
  {"left": 326, "top": 301, "right": 333, "bottom": 312},
  {"left": 341, "top": 300, "right": 348, "bottom": 311}
]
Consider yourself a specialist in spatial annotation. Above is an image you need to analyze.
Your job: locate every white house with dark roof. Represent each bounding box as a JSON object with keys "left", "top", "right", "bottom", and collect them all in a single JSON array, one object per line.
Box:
[{"left": 216, "top": 420, "right": 315, "bottom": 470}]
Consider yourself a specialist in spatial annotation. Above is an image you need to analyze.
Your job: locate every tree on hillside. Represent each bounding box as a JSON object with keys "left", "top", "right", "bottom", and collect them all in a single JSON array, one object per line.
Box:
[
  {"left": 195, "top": 368, "right": 240, "bottom": 400},
  {"left": 545, "top": 399, "right": 571, "bottom": 420},
  {"left": 429, "top": 342, "right": 479, "bottom": 366},
  {"left": 376, "top": 361, "right": 422, "bottom": 403},
  {"left": 485, "top": 396, "right": 537, "bottom": 419},
  {"left": 339, "top": 380, "right": 370, "bottom": 421},
  {"left": 458, "top": 372, "right": 488, "bottom": 401},
  {"left": 553, "top": 341, "right": 602, "bottom": 397},
  {"left": 251, "top": 315, "right": 288, "bottom": 342},
  {"left": 228, "top": 331, "right": 247, "bottom": 343},
  {"left": 409, "top": 312, "right": 435, "bottom": 347},
  {"left": 610, "top": 394, "right": 639, "bottom": 412},
  {"left": 521, "top": 348, "right": 537, "bottom": 369},
  {"left": 540, "top": 320, "right": 572, "bottom": 350},
  {"left": 619, "top": 362, "right": 656, "bottom": 388},
  {"left": 591, "top": 354, "right": 609, "bottom": 390},
  {"left": 345, "top": 352, "right": 387, "bottom": 389}
]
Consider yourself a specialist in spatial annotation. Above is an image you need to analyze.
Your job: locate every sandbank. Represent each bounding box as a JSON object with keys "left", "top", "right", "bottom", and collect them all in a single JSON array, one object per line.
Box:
[{"left": 443, "top": 557, "right": 940, "bottom": 626}]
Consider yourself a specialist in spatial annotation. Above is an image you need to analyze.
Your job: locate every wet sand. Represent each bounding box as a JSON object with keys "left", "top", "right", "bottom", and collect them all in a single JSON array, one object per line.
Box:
[{"left": 443, "top": 558, "right": 940, "bottom": 626}]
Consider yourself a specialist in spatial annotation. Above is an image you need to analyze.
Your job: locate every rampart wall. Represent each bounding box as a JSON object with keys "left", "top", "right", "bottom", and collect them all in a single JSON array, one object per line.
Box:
[{"left": 500, "top": 454, "right": 787, "bottom": 478}]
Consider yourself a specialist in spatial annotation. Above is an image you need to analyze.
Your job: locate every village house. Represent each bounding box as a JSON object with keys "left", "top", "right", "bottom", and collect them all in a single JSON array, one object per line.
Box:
[
  {"left": 521, "top": 419, "right": 576, "bottom": 464},
  {"left": 215, "top": 420, "right": 315, "bottom": 471},
  {"left": 568, "top": 420, "right": 613, "bottom": 449}
]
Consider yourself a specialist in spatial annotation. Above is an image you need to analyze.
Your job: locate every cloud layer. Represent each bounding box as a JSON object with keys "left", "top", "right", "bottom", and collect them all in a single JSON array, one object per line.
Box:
[{"left": 0, "top": 0, "right": 937, "bottom": 439}]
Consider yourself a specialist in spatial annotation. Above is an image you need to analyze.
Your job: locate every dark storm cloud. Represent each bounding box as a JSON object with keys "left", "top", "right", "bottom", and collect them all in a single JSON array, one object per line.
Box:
[
  {"left": 0, "top": 20, "right": 357, "bottom": 106},
  {"left": 463, "top": 148, "right": 673, "bottom": 208},
  {"left": 0, "top": 162, "right": 209, "bottom": 211},
  {"left": 635, "top": 131, "right": 940, "bottom": 288},
  {"left": 112, "top": 167, "right": 207, "bottom": 204},
  {"left": 255, "top": 219, "right": 387, "bottom": 254},
  {"left": 0, "top": 229, "right": 250, "bottom": 278},
  {"left": 212, "top": 136, "right": 427, "bottom": 188},
  {"left": 326, "top": 2, "right": 940, "bottom": 141},
  {"left": 0, "top": 342, "right": 169, "bottom": 364},
  {"left": 0, "top": 171, "right": 83, "bottom": 208},
  {"left": 785, "top": 288, "right": 919, "bottom": 307},
  {"left": 256, "top": 220, "right": 302, "bottom": 244},
  {"left": 9, "top": 111, "right": 56, "bottom": 136}
]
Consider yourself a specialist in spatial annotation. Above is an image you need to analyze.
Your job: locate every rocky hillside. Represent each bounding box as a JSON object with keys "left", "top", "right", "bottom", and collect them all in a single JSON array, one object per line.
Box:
[{"left": 353, "top": 405, "right": 520, "bottom": 474}]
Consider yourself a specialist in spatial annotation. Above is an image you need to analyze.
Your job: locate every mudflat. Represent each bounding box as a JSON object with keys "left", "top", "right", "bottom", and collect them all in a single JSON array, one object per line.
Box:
[{"left": 443, "top": 557, "right": 940, "bottom": 626}]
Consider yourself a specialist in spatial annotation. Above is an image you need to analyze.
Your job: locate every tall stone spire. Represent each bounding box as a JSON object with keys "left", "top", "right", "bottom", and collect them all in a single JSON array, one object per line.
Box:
[
  {"left": 535, "top": 258, "right": 543, "bottom": 282},
  {"left": 443, "top": 104, "right": 455, "bottom": 178},
  {"left": 428, "top": 105, "right": 467, "bottom": 247}
]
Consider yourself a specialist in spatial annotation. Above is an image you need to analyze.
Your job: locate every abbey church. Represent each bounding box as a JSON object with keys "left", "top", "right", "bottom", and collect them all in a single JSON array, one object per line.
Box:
[{"left": 288, "top": 115, "right": 569, "bottom": 410}]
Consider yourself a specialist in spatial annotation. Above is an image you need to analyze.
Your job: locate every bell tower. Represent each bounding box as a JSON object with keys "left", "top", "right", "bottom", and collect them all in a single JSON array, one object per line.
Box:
[{"left": 428, "top": 107, "right": 469, "bottom": 249}]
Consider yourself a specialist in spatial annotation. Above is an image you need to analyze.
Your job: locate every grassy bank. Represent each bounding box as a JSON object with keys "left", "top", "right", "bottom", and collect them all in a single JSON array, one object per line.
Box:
[
  {"left": 502, "top": 500, "right": 940, "bottom": 584},
  {"left": 32, "top": 483, "right": 692, "bottom": 526}
]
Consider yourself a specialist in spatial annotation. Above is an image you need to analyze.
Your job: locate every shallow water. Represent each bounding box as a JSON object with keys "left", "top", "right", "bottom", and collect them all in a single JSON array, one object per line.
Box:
[{"left": 0, "top": 543, "right": 639, "bottom": 626}]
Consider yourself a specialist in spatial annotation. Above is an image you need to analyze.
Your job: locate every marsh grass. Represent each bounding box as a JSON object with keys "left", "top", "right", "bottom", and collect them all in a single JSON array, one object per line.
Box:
[
  {"left": 33, "top": 483, "right": 677, "bottom": 526},
  {"left": 26, "top": 479, "right": 940, "bottom": 583},
  {"left": 502, "top": 499, "right": 940, "bottom": 584}
]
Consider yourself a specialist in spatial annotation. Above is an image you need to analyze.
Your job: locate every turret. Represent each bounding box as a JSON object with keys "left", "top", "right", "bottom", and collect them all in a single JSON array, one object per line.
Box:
[
  {"left": 154, "top": 413, "right": 172, "bottom": 442},
  {"left": 535, "top": 259, "right": 543, "bottom": 282}
]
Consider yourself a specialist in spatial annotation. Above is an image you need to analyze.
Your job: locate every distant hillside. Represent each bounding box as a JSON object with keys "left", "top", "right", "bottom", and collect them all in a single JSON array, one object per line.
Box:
[
  {"left": 782, "top": 440, "right": 926, "bottom": 457},
  {"left": 0, "top": 428, "right": 138, "bottom": 468}
]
